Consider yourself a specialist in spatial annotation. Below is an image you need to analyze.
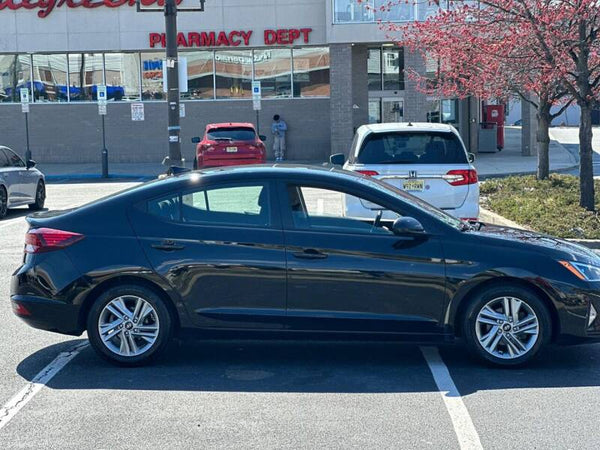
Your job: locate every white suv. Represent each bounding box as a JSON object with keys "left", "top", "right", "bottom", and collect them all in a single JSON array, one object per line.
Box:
[{"left": 332, "top": 122, "right": 479, "bottom": 220}]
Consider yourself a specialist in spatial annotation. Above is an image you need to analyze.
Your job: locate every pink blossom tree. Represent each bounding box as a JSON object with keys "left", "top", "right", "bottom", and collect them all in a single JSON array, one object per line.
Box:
[{"left": 374, "top": 0, "right": 600, "bottom": 208}]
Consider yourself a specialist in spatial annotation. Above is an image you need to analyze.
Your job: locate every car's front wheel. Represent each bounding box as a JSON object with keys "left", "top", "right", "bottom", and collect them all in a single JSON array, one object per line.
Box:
[
  {"left": 463, "top": 285, "right": 551, "bottom": 366},
  {"left": 0, "top": 186, "right": 7, "bottom": 219},
  {"left": 29, "top": 180, "right": 45, "bottom": 211},
  {"left": 87, "top": 284, "right": 173, "bottom": 366}
]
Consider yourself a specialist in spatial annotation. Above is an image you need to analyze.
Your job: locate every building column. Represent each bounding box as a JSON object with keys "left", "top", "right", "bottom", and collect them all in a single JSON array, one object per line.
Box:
[
  {"left": 352, "top": 45, "right": 369, "bottom": 132},
  {"left": 329, "top": 44, "right": 369, "bottom": 157},
  {"left": 521, "top": 96, "right": 538, "bottom": 156},
  {"left": 402, "top": 49, "right": 428, "bottom": 122}
]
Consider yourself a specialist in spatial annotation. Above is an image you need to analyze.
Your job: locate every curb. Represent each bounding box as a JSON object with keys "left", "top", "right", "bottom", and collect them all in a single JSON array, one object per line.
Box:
[{"left": 45, "top": 174, "right": 156, "bottom": 182}]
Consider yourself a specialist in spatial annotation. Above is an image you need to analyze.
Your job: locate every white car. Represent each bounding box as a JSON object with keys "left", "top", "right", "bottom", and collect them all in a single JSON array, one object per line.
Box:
[
  {"left": 0, "top": 146, "right": 45, "bottom": 219},
  {"left": 332, "top": 122, "right": 479, "bottom": 221}
]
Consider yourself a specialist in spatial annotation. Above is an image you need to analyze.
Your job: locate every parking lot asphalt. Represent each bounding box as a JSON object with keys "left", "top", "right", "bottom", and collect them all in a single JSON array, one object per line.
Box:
[{"left": 1, "top": 181, "right": 600, "bottom": 449}]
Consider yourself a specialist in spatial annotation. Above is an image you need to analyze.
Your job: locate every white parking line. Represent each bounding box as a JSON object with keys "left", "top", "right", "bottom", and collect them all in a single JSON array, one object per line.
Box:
[
  {"left": 0, "top": 218, "right": 25, "bottom": 230},
  {"left": 420, "top": 346, "right": 483, "bottom": 450},
  {"left": 0, "top": 342, "right": 88, "bottom": 431}
]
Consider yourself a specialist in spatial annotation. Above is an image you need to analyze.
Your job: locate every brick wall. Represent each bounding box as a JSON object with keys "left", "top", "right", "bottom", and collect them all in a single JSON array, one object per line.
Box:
[{"left": 0, "top": 99, "right": 331, "bottom": 163}]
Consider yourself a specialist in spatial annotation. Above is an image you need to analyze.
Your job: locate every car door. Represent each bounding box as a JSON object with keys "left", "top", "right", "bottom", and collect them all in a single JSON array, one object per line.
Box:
[
  {"left": 278, "top": 179, "right": 447, "bottom": 334},
  {"left": 3, "top": 148, "right": 35, "bottom": 202},
  {"left": 0, "top": 148, "right": 24, "bottom": 205},
  {"left": 129, "top": 180, "right": 288, "bottom": 330}
]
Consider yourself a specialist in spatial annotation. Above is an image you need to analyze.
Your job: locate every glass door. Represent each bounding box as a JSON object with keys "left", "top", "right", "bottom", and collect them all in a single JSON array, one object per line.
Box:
[{"left": 382, "top": 98, "right": 403, "bottom": 123}]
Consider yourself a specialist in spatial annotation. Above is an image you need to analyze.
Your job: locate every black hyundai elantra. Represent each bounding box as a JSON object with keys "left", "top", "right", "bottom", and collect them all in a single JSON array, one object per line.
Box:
[{"left": 10, "top": 165, "right": 600, "bottom": 366}]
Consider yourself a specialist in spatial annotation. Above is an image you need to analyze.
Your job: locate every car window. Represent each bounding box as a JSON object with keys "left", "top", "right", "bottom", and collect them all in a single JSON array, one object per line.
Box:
[
  {"left": 356, "top": 131, "right": 467, "bottom": 164},
  {"left": 206, "top": 127, "right": 256, "bottom": 141},
  {"left": 147, "top": 194, "right": 181, "bottom": 222},
  {"left": 182, "top": 184, "right": 270, "bottom": 227},
  {"left": 287, "top": 185, "right": 398, "bottom": 235},
  {"left": 2, "top": 148, "right": 25, "bottom": 168},
  {"left": 0, "top": 150, "right": 10, "bottom": 168}
]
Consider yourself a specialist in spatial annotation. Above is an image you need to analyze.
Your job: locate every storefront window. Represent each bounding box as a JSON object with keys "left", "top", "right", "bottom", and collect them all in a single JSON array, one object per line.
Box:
[
  {"left": 0, "top": 55, "right": 31, "bottom": 103},
  {"left": 292, "top": 47, "right": 330, "bottom": 98},
  {"left": 254, "top": 49, "right": 292, "bottom": 99},
  {"left": 140, "top": 52, "right": 164, "bottom": 100},
  {"left": 183, "top": 51, "right": 214, "bottom": 100},
  {"left": 382, "top": 47, "right": 404, "bottom": 90},
  {"left": 68, "top": 54, "right": 104, "bottom": 102},
  {"left": 334, "top": 0, "right": 374, "bottom": 23},
  {"left": 214, "top": 50, "right": 252, "bottom": 99},
  {"left": 104, "top": 53, "right": 141, "bottom": 101},
  {"left": 368, "top": 99, "right": 381, "bottom": 123},
  {"left": 375, "top": 0, "right": 414, "bottom": 21},
  {"left": 368, "top": 49, "right": 382, "bottom": 91},
  {"left": 32, "top": 54, "right": 67, "bottom": 102}
]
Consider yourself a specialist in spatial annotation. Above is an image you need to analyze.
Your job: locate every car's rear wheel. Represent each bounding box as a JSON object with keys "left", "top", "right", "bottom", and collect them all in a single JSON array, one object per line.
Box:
[
  {"left": 87, "top": 284, "right": 172, "bottom": 366},
  {"left": 193, "top": 157, "right": 198, "bottom": 170},
  {"left": 29, "top": 180, "right": 45, "bottom": 210},
  {"left": 463, "top": 285, "right": 551, "bottom": 366}
]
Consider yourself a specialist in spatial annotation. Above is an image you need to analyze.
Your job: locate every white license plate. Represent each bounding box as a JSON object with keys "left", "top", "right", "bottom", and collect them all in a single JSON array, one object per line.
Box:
[
  {"left": 402, "top": 180, "right": 424, "bottom": 192},
  {"left": 226, "top": 146, "right": 238, "bottom": 153}
]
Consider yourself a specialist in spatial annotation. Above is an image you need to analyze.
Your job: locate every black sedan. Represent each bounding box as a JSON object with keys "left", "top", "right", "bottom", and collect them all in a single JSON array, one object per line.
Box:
[{"left": 11, "top": 165, "right": 600, "bottom": 366}]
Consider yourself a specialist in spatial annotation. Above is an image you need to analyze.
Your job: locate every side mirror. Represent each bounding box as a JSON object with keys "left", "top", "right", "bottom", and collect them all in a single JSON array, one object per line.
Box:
[
  {"left": 26, "top": 159, "right": 36, "bottom": 169},
  {"left": 392, "top": 217, "right": 425, "bottom": 236},
  {"left": 191, "top": 137, "right": 201, "bottom": 144},
  {"left": 259, "top": 134, "right": 267, "bottom": 141},
  {"left": 329, "top": 153, "right": 345, "bottom": 166},
  {"left": 468, "top": 152, "right": 475, "bottom": 163}
]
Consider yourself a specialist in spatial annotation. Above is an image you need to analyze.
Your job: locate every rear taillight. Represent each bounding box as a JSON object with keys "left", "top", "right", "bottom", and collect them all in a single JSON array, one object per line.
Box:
[
  {"left": 356, "top": 170, "right": 379, "bottom": 176},
  {"left": 25, "top": 228, "right": 84, "bottom": 254},
  {"left": 12, "top": 302, "right": 31, "bottom": 316},
  {"left": 444, "top": 169, "right": 478, "bottom": 186},
  {"left": 200, "top": 144, "right": 214, "bottom": 152}
]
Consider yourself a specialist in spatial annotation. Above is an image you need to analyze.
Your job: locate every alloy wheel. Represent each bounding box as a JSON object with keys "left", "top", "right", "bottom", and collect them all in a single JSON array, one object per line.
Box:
[
  {"left": 475, "top": 296, "right": 540, "bottom": 359},
  {"left": 36, "top": 182, "right": 45, "bottom": 205},
  {"left": 97, "top": 295, "right": 160, "bottom": 357}
]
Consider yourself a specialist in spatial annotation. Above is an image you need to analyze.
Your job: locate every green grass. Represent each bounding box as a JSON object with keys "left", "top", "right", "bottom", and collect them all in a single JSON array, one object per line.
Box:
[{"left": 480, "top": 175, "right": 600, "bottom": 239}]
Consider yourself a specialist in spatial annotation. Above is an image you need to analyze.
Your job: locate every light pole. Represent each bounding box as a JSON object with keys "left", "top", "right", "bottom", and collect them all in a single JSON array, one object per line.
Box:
[{"left": 163, "top": 0, "right": 182, "bottom": 169}]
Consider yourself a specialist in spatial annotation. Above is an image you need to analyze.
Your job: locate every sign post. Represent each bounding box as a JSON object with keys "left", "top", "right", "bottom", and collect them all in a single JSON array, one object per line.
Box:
[
  {"left": 138, "top": 0, "right": 205, "bottom": 172},
  {"left": 97, "top": 85, "right": 108, "bottom": 178},
  {"left": 252, "top": 81, "right": 262, "bottom": 134},
  {"left": 20, "top": 88, "right": 31, "bottom": 161}
]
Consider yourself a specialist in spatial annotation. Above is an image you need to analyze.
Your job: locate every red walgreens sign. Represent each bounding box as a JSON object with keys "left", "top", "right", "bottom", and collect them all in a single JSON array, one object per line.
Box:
[
  {"left": 0, "top": 0, "right": 176, "bottom": 19},
  {"left": 149, "top": 28, "right": 313, "bottom": 48}
]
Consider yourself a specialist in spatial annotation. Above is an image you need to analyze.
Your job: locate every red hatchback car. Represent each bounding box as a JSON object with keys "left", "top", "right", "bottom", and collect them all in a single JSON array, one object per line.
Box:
[{"left": 191, "top": 122, "right": 267, "bottom": 169}]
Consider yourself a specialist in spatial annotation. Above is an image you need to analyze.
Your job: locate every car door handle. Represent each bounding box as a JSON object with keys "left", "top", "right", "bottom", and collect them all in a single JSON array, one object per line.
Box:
[
  {"left": 292, "top": 249, "right": 328, "bottom": 260},
  {"left": 151, "top": 240, "right": 185, "bottom": 251}
]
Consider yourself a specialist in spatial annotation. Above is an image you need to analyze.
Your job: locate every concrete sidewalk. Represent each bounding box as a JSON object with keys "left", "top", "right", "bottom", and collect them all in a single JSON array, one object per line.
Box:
[
  {"left": 473, "top": 126, "right": 579, "bottom": 178},
  {"left": 38, "top": 125, "right": 587, "bottom": 181}
]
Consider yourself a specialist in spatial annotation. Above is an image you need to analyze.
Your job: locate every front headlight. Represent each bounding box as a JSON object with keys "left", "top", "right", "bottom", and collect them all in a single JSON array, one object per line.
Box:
[{"left": 559, "top": 261, "right": 600, "bottom": 281}]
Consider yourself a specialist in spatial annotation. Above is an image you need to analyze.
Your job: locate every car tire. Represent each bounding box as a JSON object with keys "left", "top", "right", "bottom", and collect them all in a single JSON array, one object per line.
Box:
[
  {"left": 193, "top": 157, "right": 198, "bottom": 170},
  {"left": 28, "top": 180, "right": 45, "bottom": 211},
  {"left": 0, "top": 186, "right": 7, "bottom": 219},
  {"left": 463, "top": 285, "right": 551, "bottom": 367},
  {"left": 87, "top": 284, "right": 173, "bottom": 366}
]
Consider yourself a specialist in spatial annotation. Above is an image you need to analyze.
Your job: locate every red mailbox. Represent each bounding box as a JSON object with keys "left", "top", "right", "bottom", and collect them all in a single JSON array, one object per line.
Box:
[{"left": 483, "top": 104, "right": 505, "bottom": 150}]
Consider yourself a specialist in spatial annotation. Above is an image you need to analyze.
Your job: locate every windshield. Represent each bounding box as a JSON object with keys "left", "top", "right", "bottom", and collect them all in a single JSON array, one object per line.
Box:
[
  {"left": 354, "top": 174, "right": 465, "bottom": 230},
  {"left": 207, "top": 127, "right": 256, "bottom": 141},
  {"left": 356, "top": 131, "right": 467, "bottom": 165}
]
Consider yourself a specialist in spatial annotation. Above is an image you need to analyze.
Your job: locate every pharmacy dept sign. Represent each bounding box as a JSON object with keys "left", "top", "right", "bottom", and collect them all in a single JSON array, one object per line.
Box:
[{"left": 149, "top": 28, "right": 313, "bottom": 48}]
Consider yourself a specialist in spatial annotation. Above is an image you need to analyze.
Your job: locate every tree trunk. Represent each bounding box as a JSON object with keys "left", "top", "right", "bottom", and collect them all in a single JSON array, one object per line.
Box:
[
  {"left": 536, "top": 104, "right": 551, "bottom": 180},
  {"left": 579, "top": 104, "right": 595, "bottom": 210}
]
